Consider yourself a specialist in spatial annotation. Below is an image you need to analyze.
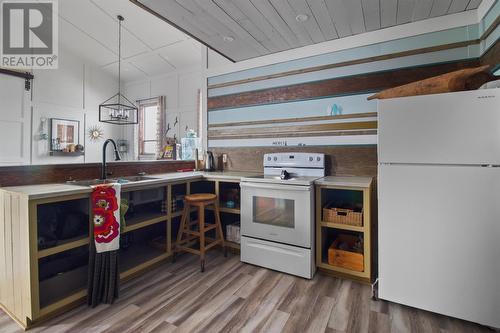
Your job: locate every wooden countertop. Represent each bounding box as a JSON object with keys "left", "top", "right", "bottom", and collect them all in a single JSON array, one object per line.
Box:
[
  {"left": 315, "top": 176, "right": 373, "bottom": 188},
  {"left": 0, "top": 171, "right": 261, "bottom": 200},
  {"left": 1, "top": 173, "right": 374, "bottom": 200}
]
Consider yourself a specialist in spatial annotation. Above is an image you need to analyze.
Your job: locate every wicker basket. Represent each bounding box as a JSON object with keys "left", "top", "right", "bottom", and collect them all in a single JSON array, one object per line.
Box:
[{"left": 323, "top": 206, "right": 363, "bottom": 226}]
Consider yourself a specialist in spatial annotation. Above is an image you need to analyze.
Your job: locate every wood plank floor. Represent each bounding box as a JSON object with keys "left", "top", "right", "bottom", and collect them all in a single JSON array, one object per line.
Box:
[{"left": 0, "top": 252, "right": 493, "bottom": 333}]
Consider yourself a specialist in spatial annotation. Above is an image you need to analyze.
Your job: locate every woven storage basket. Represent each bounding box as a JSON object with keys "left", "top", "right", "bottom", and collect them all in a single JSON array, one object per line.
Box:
[{"left": 323, "top": 206, "right": 363, "bottom": 226}]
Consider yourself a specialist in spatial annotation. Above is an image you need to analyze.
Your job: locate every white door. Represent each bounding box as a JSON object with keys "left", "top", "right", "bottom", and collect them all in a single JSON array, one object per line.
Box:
[
  {"left": 378, "top": 164, "right": 500, "bottom": 328},
  {"left": 378, "top": 89, "right": 500, "bottom": 165},
  {"left": 240, "top": 182, "right": 313, "bottom": 248},
  {"left": 0, "top": 76, "right": 31, "bottom": 165}
]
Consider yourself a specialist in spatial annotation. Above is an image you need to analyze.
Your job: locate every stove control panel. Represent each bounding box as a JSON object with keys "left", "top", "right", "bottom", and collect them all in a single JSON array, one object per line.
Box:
[{"left": 263, "top": 152, "right": 325, "bottom": 168}]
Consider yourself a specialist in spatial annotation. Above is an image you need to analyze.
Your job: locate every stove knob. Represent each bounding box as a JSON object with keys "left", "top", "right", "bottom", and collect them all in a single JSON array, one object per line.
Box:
[
  {"left": 267, "top": 156, "right": 271, "bottom": 161},
  {"left": 317, "top": 156, "right": 321, "bottom": 162},
  {"left": 273, "top": 156, "right": 278, "bottom": 161},
  {"left": 309, "top": 156, "right": 313, "bottom": 161}
]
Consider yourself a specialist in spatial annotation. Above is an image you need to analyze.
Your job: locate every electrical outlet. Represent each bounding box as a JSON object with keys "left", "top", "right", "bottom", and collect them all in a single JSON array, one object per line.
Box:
[{"left": 222, "top": 153, "right": 228, "bottom": 163}]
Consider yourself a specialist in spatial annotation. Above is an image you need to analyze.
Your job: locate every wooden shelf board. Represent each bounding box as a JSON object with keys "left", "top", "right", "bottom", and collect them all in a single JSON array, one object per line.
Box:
[
  {"left": 170, "top": 207, "right": 197, "bottom": 218},
  {"left": 206, "top": 206, "right": 240, "bottom": 214},
  {"left": 171, "top": 210, "right": 184, "bottom": 218},
  {"left": 320, "top": 221, "right": 364, "bottom": 232},
  {"left": 120, "top": 252, "right": 171, "bottom": 281},
  {"left": 49, "top": 151, "right": 84, "bottom": 157},
  {"left": 225, "top": 241, "right": 240, "bottom": 249},
  {"left": 317, "top": 262, "right": 369, "bottom": 279},
  {"left": 39, "top": 265, "right": 88, "bottom": 309},
  {"left": 123, "top": 212, "right": 167, "bottom": 233},
  {"left": 37, "top": 236, "right": 90, "bottom": 259},
  {"left": 220, "top": 207, "right": 240, "bottom": 214},
  {"left": 39, "top": 289, "right": 87, "bottom": 318},
  {"left": 119, "top": 242, "right": 169, "bottom": 277}
]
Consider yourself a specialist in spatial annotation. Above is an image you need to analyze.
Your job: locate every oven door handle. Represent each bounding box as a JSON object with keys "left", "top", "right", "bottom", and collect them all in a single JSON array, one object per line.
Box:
[{"left": 240, "top": 182, "right": 312, "bottom": 191}]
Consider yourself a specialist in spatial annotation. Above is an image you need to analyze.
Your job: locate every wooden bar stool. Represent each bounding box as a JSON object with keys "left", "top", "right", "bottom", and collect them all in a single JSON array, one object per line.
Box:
[{"left": 173, "top": 193, "right": 226, "bottom": 272}]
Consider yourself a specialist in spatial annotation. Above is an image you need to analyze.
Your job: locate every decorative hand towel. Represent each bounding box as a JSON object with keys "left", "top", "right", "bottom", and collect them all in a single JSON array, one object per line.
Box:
[
  {"left": 88, "top": 183, "right": 121, "bottom": 307},
  {"left": 92, "top": 184, "right": 121, "bottom": 252}
]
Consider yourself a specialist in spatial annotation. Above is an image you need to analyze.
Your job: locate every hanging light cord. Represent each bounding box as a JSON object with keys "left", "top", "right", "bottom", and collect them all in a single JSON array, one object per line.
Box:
[{"left": 117, "top": 15, "right": 123, "bottom": 104}]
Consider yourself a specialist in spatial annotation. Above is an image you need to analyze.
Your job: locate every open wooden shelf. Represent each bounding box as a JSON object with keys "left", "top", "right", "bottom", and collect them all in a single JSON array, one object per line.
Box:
[
  {"left": 206, "top": 205, "right": 240, "bottom": 214},
  {"left": 39, "top": 265, "right": 88, "bottom": 309},
  {"left": 320, "top": 221, "right": 364, "bottom": 233},
  {"left": 170, "top": 207, "right": 197, "bottom": 218},
  {"left": 171, "top": 210, "right": 184, "bottom": 218},
  {"left": 317, "top": 262, "right": 368, "bottom": 279},
  {"left": 123, "top": 212, "right": 167, "bottom": 233},
  {"left": 49, "top": 151, "right": 85, "bottom": 157},
  {"left": 39, "top": 290, "right": 87, "bottom": 318},
  {"left": 225, "top": 241, "right": 240, "bottom": 249},
  {"left": 316, "top": 181, "right": 373, "bottom": 283},
  {"left": 119, "top": 243, "right": 170, "bottom": 280},
  {"left": 37, "top": 236, "right": 90, "bottom": 259}
]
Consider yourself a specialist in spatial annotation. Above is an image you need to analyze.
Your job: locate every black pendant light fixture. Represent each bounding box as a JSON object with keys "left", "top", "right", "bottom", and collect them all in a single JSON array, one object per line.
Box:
[{"left": 99, "top": 15, "right": 138, "bottom": 125}]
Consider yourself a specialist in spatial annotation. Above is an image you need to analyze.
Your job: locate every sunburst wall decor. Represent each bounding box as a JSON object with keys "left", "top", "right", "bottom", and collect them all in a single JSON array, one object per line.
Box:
[{"left": 88, "top": 125, "right": 104, "bottom": 141}]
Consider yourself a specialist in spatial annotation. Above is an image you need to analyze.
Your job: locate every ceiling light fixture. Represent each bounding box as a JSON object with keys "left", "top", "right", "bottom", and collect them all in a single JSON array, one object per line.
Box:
[
  {"left": 99, "top": 15, "right": 138, "bottom": 125},
  {"left": 295, "top": 14, "right": 309, "bottom": 22},
  {"left": 223, "top": 36, "right": 235, "bottom": 42}
]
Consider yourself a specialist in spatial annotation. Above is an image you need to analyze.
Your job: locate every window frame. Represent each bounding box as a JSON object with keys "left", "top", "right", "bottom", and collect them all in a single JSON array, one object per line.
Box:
[{"left": 138, "top": 100, "right": 161, "bottom": 156}]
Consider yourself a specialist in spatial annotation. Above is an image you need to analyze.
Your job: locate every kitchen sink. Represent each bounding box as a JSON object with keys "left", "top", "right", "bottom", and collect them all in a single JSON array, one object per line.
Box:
[
  {"left": 115, "top": 176, "right": 158, "bottom": 182},
  {"left": 67, "top": 179, "right": 118, "bottom": 186},
  {"left": 67, "top": 176, "right": 158, "bottom": 186}
]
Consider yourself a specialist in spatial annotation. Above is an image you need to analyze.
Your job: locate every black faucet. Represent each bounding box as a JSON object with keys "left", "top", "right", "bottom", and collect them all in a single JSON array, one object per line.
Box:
[{"left": 102, "top": 139, "right": 121, "bottom": 180}]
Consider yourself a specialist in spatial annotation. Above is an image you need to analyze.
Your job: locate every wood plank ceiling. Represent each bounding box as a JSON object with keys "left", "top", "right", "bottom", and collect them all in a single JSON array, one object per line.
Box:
[{"left": 131, "top": 0, "right": 483, "bottom": 62}]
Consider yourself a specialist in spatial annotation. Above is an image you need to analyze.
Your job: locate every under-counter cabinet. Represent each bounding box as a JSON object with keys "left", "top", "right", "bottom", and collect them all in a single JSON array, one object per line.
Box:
[
  {"left": 0, "top": 185, "right": 175, "bottom": 328},
  {"left": 0, "top": 190, "right": 92, "bottom": 328},
  {"left": 315, "top": 177, "right": 373, "bottom": 283},
  {"left": 0, "top": 175, "right": 245, "bottom": 328}
]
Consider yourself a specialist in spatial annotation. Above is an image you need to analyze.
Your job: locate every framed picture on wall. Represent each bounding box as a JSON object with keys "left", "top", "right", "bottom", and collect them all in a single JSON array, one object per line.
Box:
[{"left": 50, "top": 118, "right": 79, "bottom": 151}]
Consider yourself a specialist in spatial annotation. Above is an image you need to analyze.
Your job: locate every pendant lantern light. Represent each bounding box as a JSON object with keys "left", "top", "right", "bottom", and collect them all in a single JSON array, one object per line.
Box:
[{"left": 99, "top": 15, "right": 138, "bottom": 125}]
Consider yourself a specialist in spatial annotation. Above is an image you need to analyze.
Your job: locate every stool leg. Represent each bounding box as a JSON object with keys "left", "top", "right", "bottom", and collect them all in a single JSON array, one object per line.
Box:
[
  {"left": 199, "top": 204, "right": 205, "bottom": 272},
  {"left": 214, "top": 201, "right": 227, "bottom": 257},
  {"left": 173, "top": 203, "right": 189, "bottom": 263}
]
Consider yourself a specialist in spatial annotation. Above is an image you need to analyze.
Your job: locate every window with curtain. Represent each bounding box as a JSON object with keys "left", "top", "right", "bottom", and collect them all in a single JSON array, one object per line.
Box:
[{"left": 138, "top": 96, "right": 165, "bottom": 158}]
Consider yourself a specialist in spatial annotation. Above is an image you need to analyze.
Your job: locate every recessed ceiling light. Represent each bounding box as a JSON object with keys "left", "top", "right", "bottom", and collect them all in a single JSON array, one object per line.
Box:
[
  {"left": 223, "top": 36, "right": 235, "bottom": 42},
  {"left": 295, "top": 14, "right": 308, "bottom": 22}
]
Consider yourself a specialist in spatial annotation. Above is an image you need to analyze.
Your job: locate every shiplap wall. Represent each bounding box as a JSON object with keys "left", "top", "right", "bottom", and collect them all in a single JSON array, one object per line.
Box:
[
  {"left": 0, "top": 46, "right": 124, "bottom": 166},
  {"left": 206, "top": 2, "right": 499, "bottom": 149},
  {"left": 123, "top": 69, "right": 202, "bottom": 160}
]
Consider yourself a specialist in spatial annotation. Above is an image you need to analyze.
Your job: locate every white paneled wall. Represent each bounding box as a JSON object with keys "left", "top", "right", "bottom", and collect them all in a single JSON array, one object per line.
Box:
[
  {"left": 83, "top": 63, "right": 124, "bottom": 163},
  {"left": 0, "top": 46, "right": 124, "bottom": 166},
  {"left": 123, "top": 69, "right": 202, "bottom": 160},
  {"left": 0, "top": 77, "right": 30, "bottom": 165}
]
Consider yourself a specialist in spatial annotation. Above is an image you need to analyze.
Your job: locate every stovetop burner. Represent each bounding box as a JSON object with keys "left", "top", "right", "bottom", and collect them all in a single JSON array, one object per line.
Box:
[
  {"left": 242, "top": 152, "right": 326, "bottom": 186},
  {"left": 241, "top": 174, "right": 321, "bottom": 186}
]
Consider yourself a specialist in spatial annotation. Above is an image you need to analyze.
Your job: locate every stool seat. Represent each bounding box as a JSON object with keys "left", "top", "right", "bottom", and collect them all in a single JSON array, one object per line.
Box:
[{"left": 185, "top": 193, "right": 217, "bottom": 202}]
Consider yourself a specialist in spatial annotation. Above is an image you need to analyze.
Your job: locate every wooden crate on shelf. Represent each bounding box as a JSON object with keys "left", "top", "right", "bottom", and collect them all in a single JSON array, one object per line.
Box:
[
  {"left": 323, "top": 205, "right": 363, "bottom": 226},
  {"left": 328, "top": 234, "right": 364, "bottom": 272}
]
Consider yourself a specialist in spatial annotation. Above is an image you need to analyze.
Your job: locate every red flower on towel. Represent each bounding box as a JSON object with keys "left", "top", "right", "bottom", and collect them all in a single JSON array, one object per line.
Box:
[
  {"left": 92, "top": 186, "right": 118, "bottom": 211},
  {"left": 93, "top": 208, "right": 119, "bottom": 243},
  {"left": 92, "top": 185, "right": 120, "bottom": 244}
]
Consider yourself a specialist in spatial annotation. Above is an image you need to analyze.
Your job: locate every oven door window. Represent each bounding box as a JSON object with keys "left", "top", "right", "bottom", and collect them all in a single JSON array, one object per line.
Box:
[{"left": 252, "top": 196, "right": 295, "bottom": 228}]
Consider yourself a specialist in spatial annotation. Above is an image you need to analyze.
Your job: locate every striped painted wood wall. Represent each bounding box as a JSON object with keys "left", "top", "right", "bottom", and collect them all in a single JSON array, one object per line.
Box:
[{"left": 207, "top": 3, "right": 499, "bottom": 151}]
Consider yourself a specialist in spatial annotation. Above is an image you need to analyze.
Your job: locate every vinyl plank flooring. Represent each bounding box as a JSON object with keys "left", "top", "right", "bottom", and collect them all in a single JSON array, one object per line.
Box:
[
  {"left": 259, "top": 309, "right": 290, "bottom": 333},
  {"left": 0, "top": 251, "right": 493, "bottom": 333}
]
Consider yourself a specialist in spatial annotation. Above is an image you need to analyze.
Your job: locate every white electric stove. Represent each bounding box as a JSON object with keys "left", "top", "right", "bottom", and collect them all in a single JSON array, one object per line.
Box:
[{"left": 240, "top": 152, "right": 325, "bottom": 279}]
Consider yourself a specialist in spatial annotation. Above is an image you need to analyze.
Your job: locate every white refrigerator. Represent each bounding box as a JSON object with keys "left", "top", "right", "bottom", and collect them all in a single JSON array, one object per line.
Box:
[{"left": 378, "top": 88, "right": 500, "bottom": 329}]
